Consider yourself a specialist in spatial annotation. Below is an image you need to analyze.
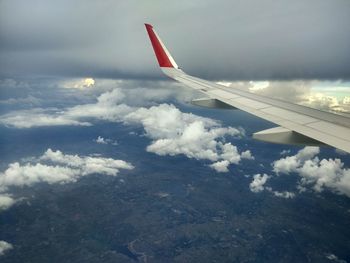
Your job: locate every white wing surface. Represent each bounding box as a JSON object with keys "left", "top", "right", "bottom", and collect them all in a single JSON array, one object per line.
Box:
[{"left": 145, "top": 24, "right": 350, "bottom": 153}]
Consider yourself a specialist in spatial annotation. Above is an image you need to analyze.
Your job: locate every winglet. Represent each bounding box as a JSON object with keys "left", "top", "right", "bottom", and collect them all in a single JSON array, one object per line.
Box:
[{"left": 145, "top": 24, "right": 179, "bottom": 69}]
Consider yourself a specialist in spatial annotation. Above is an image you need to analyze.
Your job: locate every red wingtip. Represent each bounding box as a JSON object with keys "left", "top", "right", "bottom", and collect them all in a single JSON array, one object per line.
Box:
[{"left": 144, "top": 24, "right": 174, "bottom": 68}]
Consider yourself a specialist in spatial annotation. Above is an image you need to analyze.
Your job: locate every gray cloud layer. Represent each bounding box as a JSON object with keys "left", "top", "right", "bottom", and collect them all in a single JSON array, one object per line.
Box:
[{"left": 1, "top": 0, "right": 349, "bottom": 80}]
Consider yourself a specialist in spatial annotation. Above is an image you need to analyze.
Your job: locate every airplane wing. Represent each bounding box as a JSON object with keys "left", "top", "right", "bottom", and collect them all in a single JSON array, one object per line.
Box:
[{"left": 144, "top": 23, "right": 350, "bottom": 153}]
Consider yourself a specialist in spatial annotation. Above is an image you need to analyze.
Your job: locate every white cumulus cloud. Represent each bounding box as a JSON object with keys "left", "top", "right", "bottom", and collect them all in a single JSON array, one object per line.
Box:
[
  {"left": 249, "top": 177, "right": 296, "bottom": 198},
  {"left": 0, "top": 149, "right": 134, "bottom": 210},
  {"left": 325, "top": 253, "right": 347, "bottom": 263},
  {"left": 272, "top": 147, "right": 350, "bottom": 197},
  {"left": 249, "top": 174, "right": 270, "bottom": 193},
  {"left": 273, "top": 191, "right": 295, "bottom": 199},
  {"left": 0, "top": 241, "right": 13, "bottom": 256},
  {"left": 0, "top": 89, "right": 131, "bottom": 128},
  {"left": 96, "top": 136, "right": 107, "bottom": 144},
  {"left": 0, "top": 89, "right": 253, "bottom": 172},
  {"left": 241, "top": 150, "right": 254, "bottom": 160},
  {"left": 0, "top": 194, "right": 16, "bottom": 210},
  {"left": 124, "top": 104, "right": 251, "bottom": 171},
  {"left": 95, "top": 136, "right": 118, "bottom": 145},
  {"left": 273, "top": 146, "right": 320, "bottom": 175},
  {"left": 265, "top": 188, "right": 296, "bottom": 199},
  {"left": 210, "top": 160, "right": 230, "bottom": 173},
  {"left": 0, "top": 108, "right": 91, "bottom": 128},
  {"left": 40, "top": 149, "right": 134, "bottom": 177}
]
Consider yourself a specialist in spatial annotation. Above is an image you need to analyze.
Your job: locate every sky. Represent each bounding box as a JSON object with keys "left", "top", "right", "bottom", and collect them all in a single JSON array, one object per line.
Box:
[
  {"left": 1, "top": 0, "right": 350, "bottom": 80},
  {"left": 1, "top": 0, "right": 350, "bottom": 112},
  {"left": 0, "top": 1, "right": 350, "bottom": 260}
]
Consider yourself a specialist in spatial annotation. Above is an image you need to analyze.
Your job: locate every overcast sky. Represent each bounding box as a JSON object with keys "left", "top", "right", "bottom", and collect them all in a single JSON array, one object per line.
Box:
[{"left": 0, "top": 0, "right": 349, "bottom": 80}]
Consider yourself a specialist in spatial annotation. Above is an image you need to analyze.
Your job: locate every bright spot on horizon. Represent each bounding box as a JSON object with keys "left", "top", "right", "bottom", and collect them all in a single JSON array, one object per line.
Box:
[
  {"left": 84, "top": 78, "right": 95, "bottom": 87},
  {"left": 249, "top": 81, "right": 269, "bottom": 91},
  {"left": 63, "top": 78, "right": 95, "bottom": 89}
]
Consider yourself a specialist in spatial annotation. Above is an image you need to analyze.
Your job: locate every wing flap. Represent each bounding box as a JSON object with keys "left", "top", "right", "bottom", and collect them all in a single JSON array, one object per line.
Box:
[
  {"left": 253, "top": 126, "right": 325, "bottom": 146},
  {"left": 232, "top": 98, "right": 270, "bottom": 110},
  {"left": 261, "top": 107, "right": 317, "bottom": 124},
  {"left": 207, "top": 89, "right": 241, "bottom": 99},
  {"left": 306, "top": 121, "right": 350, "bottom": 139}
]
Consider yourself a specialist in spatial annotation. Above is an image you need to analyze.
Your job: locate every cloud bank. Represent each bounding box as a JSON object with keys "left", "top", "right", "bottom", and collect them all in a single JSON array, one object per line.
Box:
[
  {"left": 124, "top": 104, "right": 252, "bottom": 172},
  {"left": 218, "top": 80, "right": 350, "bottom": 114},
  {"left": 273, "top": 147, "right": 350, "bottom": 197},
  {"left": 248, "top": 147, "right": 350, "bottom": 199},
  {"left": 0, "top": 88, "right": 254, "bottom": 172},
  {"left": 0, "top": 149, "right": 134, "bottom": 210}
]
